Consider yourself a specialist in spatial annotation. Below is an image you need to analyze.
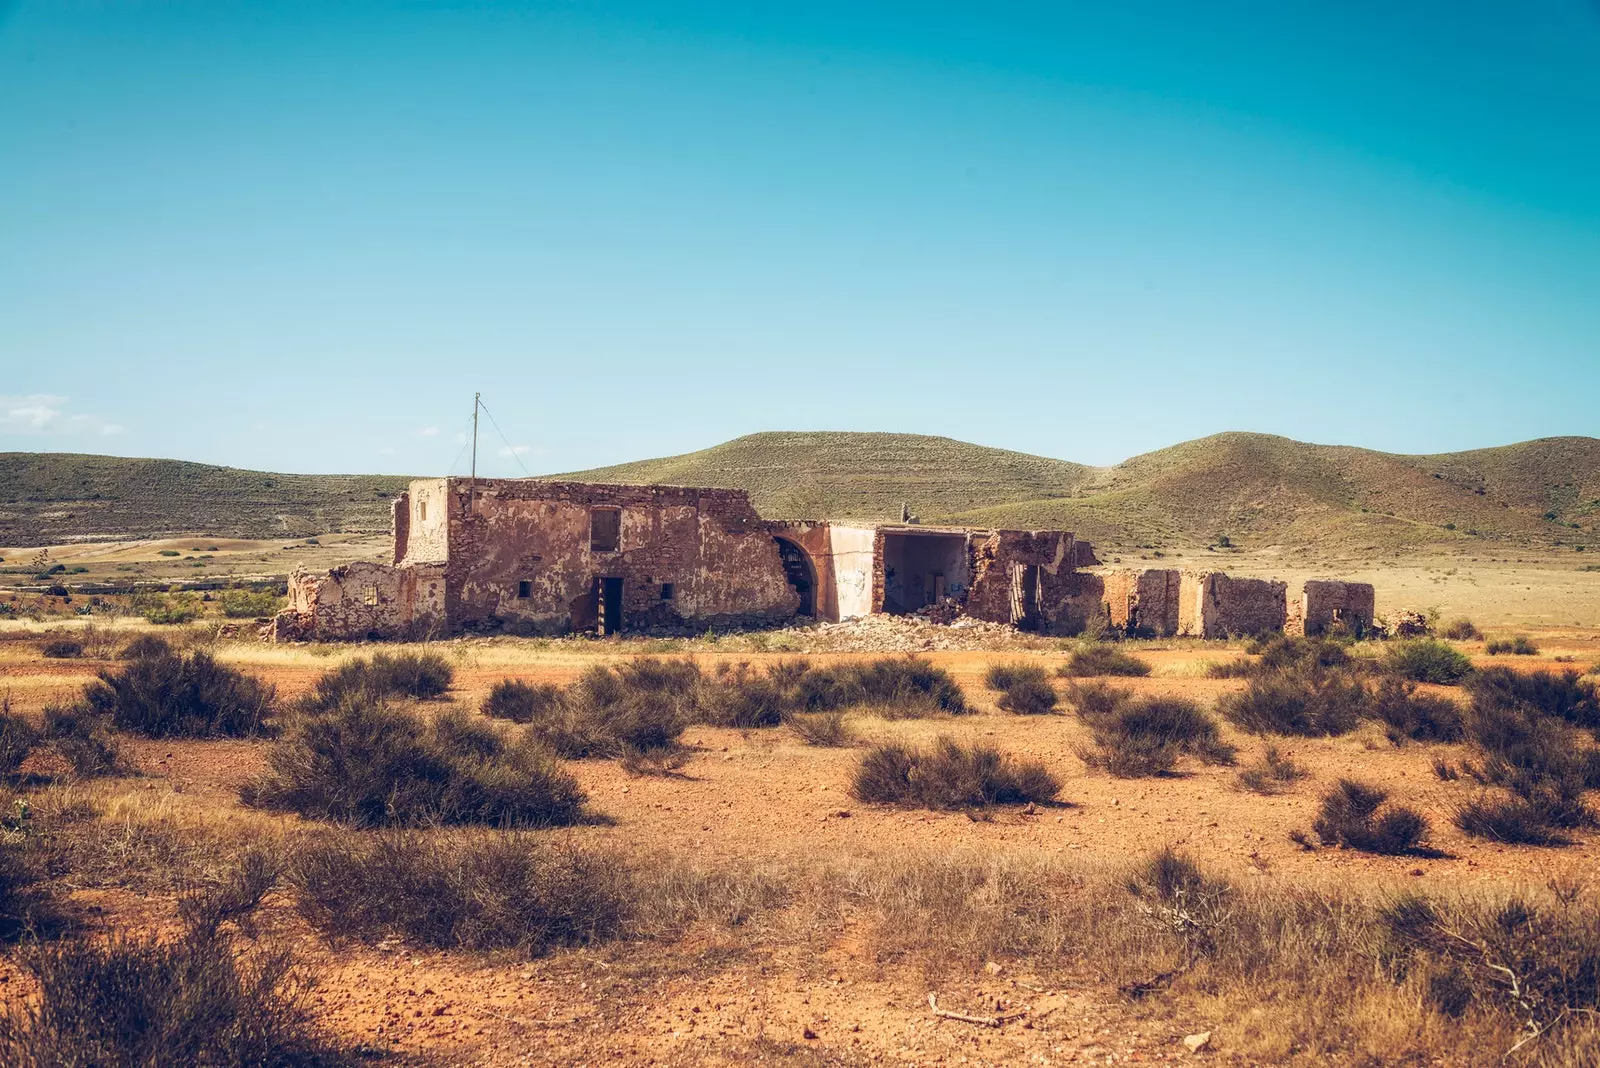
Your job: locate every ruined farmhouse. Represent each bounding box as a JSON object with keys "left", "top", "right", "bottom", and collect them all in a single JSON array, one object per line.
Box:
[{"left": 271, "top": 476, "right": 1375, "bottom": 642}]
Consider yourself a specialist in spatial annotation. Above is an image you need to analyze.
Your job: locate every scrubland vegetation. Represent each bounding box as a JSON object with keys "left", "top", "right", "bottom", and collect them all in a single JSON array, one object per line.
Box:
[{"left": 0, "top": 619, "right": 1598, "bottom": 1064}]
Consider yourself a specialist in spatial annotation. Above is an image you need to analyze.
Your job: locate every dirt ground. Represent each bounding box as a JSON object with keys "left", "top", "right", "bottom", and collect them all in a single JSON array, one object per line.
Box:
[{"left": 3, "top": 621, "right": 1599, "bottom": 1065}]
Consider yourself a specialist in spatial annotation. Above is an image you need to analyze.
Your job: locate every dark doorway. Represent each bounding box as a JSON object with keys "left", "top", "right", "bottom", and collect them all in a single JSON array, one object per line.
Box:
[
  {"left": 597, "top": 576, "right": 624, "bottom": 636},
  {"left": 774, "top": 537, "right": 816, "bottom": 617}
]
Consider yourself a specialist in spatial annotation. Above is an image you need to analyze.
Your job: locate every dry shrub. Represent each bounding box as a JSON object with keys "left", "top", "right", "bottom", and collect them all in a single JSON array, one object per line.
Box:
[
  {"left": 703, "top": 656, "right": 968, "bottom": 723},
  {"left": 0, "top": 926, "right": 343, "bottom": 1068},
  {"left": 788, "top": 711, "right": 854, "bottom": 747},
  {"left": 39, "top": 705, "right": 124, "bottom": 777},
  {"left": 480, "top": 678, "right": 565, "bottom": 724},
  {"left": 1468, "top": 666, "right": 1600, "bottom": 732},
  {"left": 1078, "top": 695, "right": 1235, "bottom": 777},
  {"left": 1311, "top": 779, "right": 1430, "bottom": 855},
  {"left": 1453, "top": 793, "right": 1577, "bottom": 847},
  {"left": 0, "top": 697, "right": 40, "bottom": 777},
  {"left": 1485, "top": 635, "right": 1539, "bottom": 656},
  {"left": 298, "top": 650, "right": 453, "bottom": 712},
  {"left": 0, "top": 797, "right": 62, "bottom": 943},
  {"left": 289, "top": 830, "right": 630, "bottom": 954},
  {"left": 1372, "top": 677, "right": 1464, "bottom": 743},
  {"left": 540, "top": 662, "right": 693, "bottom": 759},
  {"left": 118, "top": 634, "right": 173, "bottom": 660},
  {"left": 1441, "top": 617, "right": 1482, "bottom": 641},
  {"left": 852, "top": 738, "right": 1059, "bottom": 809},
  {"left": 244, "top": 700, "right": 586, "bottom": 828},
  {"left": 1218, "top": 670, "right": 1364, "bottom": 737},
  {"left": 288, "top": 829, "right": 787, "bottom": 955},
  {"left": 1234, "top": 743, "right": 1307, "bottom": 794},
  {"left": 39, "top": 638, "right": 83, "bottom": 660},
  {"left": 983, "top": 663, "right": 1058, "bottom": 715},
  {"left": 1062, "top": 679, "right": 1130, "bottom": 721},
  {"left": 1209, "top": 636, "right": 1353, "bottom": 680},
  {"left": 79, "top": 650, "right": 275, "bottom": 739},
  {"left": 1385, "top": 639, "right": 1474, "bottom": 684},
  {"left": 1058, "top": 645, "right": 1151, "bottom": 678},
  {"left": 1381, "top": 891, "right": 1600, "bottom": 1038}
]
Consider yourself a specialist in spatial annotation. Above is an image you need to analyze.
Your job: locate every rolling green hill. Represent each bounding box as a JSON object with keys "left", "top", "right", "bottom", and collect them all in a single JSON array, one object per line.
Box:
[
  {"left": 0, "top": 453, "right": 410, "bottom": 546},
  {"left": 5, "top": 432, "right": 1597, "bottom": 554},
  {"left": 563, "top": 431, "right": 1096, "bottom": 522}
]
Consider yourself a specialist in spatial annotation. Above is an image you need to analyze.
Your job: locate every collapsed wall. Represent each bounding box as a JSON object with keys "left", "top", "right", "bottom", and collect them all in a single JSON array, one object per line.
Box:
[
  {"left": 1101, "top": 569, "right": 1183, "bottom": 636},
  {"left": 271, "top": 560, "right": 445, "bottom": 642},
  {"left": 1178, "top": 572, "right": 1289, "bottom": 639},
  {"left": 1299, "top": 579, "right": 1377, "bottom": 636},
  {"left": 965, "top": 529, "right": 1102, "bottom": 633}
]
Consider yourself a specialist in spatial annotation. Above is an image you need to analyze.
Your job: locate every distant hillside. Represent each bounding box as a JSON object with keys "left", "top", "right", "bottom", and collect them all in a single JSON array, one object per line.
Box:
[
  {"left": 6, "top": 432, "right": 1597, "bottom": 554},
  {"left": 0, "top": 453, "right": 410, "bottom": 546},
  {"left": 569, "top": 431, "right": 1600, "bottom": 554},
  {"left": 562, "top": 431, "right": 1095, "bottom": 521}
]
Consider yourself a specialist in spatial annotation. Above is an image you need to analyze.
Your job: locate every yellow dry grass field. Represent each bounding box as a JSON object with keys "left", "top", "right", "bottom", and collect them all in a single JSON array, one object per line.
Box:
[
  {"left": 3, "top": 608, "right": 1600, "bottom": 1065},
  {"left": 0, "top": 532, "right": 390, "bottom": 588}
]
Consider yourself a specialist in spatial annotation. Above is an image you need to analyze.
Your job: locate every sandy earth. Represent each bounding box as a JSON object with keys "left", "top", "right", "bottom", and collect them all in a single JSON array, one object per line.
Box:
[{"left": 3, "top": 626, "right": 1599, "bottom": 1064}]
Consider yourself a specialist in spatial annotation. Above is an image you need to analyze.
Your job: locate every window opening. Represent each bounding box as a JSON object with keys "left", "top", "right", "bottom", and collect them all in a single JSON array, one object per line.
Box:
[{"left": 590, "top": 508, "right": 621, "bottom": 552}]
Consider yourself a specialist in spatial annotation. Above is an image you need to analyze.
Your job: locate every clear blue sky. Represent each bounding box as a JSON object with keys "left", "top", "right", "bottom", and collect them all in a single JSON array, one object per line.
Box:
[{"left": 2, "top": 1, "right": 1596, "bottom": 476}]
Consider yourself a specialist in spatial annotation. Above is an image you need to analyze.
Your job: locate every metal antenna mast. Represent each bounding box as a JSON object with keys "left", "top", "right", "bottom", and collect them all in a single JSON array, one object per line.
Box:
[{"left": 470, "top": 392, "right": 480, "bottom": 481}]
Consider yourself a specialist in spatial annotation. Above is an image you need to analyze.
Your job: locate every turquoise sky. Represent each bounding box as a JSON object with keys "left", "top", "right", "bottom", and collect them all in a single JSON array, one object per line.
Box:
[{"left": 2, "top": 2, "right": 1596, "bottom": 475}]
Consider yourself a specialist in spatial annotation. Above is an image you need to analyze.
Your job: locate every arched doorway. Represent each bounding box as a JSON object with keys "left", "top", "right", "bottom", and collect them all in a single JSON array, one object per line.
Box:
[{"left": 773, "top": 537, "right": 816, "bottom": 617}]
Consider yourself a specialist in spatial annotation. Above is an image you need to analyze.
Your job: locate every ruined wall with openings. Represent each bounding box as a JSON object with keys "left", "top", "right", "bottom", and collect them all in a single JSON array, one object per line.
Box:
[
  {"left": 440, "top": 479, "right": 798, "bottom": 634},
  {"left": 1300, "top": 579, "right": 1377, "bottom": 636},
  {"left": 966, "top": 530, "right": 1102, "bottom": 633},
  {"left": 272, "top": 560, "right": 445, "bottom": 641}
]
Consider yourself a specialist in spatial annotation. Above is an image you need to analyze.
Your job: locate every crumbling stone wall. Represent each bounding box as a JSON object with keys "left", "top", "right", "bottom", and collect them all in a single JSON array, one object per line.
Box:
[
  {"left": 1301, "top": 579, "right": 1376, "bottom": 636},
  {"left": 441, "top": 479, "right": 798, "bottom": 634},
  {"left": 401, "top": 478, "right": 451, "bottom": 565},
  {"left": 1178, "top": 572, "right": 1288, "bottom": 639},
  {"left": 966, "top": 530, "right": 1101, "bottom": 633},
  {"left": 1102, "top": 569, "right": 1182, "bottom": 636},
  {"left": 272, "top": 560, "right": 445, "bottom": 641}
]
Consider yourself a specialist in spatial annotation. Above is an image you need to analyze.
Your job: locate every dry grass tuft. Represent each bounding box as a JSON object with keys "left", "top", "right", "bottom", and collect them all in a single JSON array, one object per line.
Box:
[{"left": 1234, "top": 743, "right": 1308, "bottom": 794}]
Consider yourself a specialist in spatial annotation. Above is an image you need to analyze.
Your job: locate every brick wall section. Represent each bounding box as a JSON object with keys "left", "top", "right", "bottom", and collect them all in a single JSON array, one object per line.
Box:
[
  {"left": 440, "top": 479, "right": 798, "bottom": 634},
  {"left": 1302, "top": 580, "right": 1377, "bottom": 636}
]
